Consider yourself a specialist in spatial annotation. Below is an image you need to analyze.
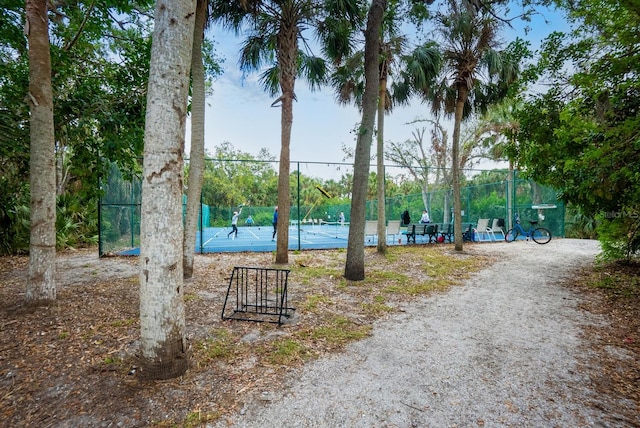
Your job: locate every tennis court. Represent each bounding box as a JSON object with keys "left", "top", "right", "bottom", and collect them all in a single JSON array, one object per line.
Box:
[{"left": 118, "top": 221, "right": 401, "bottom": 255}]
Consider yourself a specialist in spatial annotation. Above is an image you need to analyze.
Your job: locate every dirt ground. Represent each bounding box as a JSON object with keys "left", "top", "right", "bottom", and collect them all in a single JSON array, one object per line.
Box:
[{"left": 0, "top": 243, "right": 638, "bottom": 427}]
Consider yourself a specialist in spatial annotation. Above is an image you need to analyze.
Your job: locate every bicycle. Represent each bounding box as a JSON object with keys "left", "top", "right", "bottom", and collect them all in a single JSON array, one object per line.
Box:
[{"left": 504, "top": 217, "right": 552, "bottom": 244}]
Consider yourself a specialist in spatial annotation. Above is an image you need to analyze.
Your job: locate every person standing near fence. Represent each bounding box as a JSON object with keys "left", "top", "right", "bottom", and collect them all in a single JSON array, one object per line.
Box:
[
  {"left": 339, "top": 212, "right": 345, "bottom": 226},
  {"left": 227, "top": 207, "right": 242, "bottom": 239},
  {"left": 272, "top": 206, "right": 278, "bottom": 241}
]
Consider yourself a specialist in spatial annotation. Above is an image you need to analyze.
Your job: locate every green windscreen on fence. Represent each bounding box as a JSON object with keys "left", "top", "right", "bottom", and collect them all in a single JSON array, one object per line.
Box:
[{"left": 98, "top": 159, "right": 564, "bottom": 255}]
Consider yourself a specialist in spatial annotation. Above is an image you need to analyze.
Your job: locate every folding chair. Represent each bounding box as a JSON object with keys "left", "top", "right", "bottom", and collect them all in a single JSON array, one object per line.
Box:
[
  {"left": 364, "top": 220, "right": 378, "bottom": 243},
  {"left": 386, "top": 220, "right": 403, "bottom": 243},
  {"left": 474, "top": 219, "right": 493, "bottom": 241},
  {"left": 491, "top": 218, "right": 505, "bottom": 240}
]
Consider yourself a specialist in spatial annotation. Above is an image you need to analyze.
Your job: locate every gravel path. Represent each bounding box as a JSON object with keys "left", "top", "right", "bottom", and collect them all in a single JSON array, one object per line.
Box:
[{"left": 213, "top": 239, "right": 636, "bottom": 427}]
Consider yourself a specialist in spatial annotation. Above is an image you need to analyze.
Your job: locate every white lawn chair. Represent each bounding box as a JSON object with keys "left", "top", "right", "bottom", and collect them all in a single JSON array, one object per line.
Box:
[
  {"left": 386, "top": 220, "right": 402, "bottom": 243},
  {"left": 474, "top": 218, "right": 493, "bottom": 241},
  {"left": 491, "top": 218, "right": 505, "bottom": 240},
  {"left": 365, "top": 220, "right": 378, "bottom": 243}
]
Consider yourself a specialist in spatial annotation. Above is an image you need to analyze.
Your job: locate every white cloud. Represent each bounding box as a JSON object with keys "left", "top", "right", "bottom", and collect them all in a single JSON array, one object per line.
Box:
[{"left": 186, "top": 8, "right": 569, "bottom": 181}]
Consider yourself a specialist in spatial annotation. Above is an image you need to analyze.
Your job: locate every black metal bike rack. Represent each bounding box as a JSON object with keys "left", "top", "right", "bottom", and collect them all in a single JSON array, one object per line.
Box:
[{"left": 221, "top": 266, "right": 294, "bottom": 325}]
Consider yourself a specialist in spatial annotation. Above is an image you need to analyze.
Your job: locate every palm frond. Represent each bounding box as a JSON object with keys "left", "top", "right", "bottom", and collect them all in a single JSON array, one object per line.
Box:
[
  {"left": 239, "top": 33, "right": 274, "bottom": 72},
  {"left": 298, "top": 52, "right": 327, "bottom": 91},
  {"left": 317, "top": 15, "right": 360, "bottom": 64},
  {"left": 259, "top": 66, "right": 280, "bottom": 97},
  {"left": 330, "top": 50, "right": 365, "bottom": 107},
  {"left": 210, "top": 0, "right": 250, "bottom": 33}
]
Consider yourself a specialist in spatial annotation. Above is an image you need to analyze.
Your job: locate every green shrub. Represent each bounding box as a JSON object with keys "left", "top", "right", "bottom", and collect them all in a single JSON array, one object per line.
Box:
[{"left": 596, "top": 212, "right": 640, "bottom": 263}]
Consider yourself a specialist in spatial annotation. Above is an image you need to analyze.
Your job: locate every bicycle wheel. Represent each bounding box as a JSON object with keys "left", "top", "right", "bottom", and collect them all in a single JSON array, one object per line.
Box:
[
  {"left": 532, "top": 227, "right": 552, "bottom": 244},
  {"left": 505, "top": 228, "right": 519, "bottom": 242}
]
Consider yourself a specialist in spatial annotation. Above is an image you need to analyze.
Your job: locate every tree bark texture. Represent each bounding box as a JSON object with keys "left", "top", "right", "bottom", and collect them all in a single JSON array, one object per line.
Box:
[
  {"left": 376, "top": 73, "right": 387, "bottom": 254},
  {"left": 139, "top": 0, "right": 196, "bottom": 380},
  {"left": 344, "top": 0, "right": 386, "bottom": 280},
  {"left": 26, "top": 0, "right": 57, "bottom": 304},
  {"left": 274, "top": 21, "right": 298, "bottom": 265},
  {"left": 183, "top": 0, "right": 207, "bottom": 279},
  {"left": 452, "top": 84, "right": 468, "bottom": 251}
]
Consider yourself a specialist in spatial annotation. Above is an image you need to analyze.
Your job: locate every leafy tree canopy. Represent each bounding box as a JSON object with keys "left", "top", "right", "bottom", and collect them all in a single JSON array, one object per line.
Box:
[{"left": 514, "top": 0, "right": 640, "bottom": 259}]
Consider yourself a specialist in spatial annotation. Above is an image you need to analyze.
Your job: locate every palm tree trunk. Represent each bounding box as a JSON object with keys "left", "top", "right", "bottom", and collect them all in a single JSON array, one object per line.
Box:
[
  {"left": 139, "top": 0, "right": 195, "bottom": 380},
  {"left": 26, "top": 0, "right": 57, "bottom": 304},
  {"left": 345, "top": 0, "right": 386, "bottom": 280},
  {"left": 183, "top": 0, "right": 207, "bottom": 279},
  {"left": 275, "top": 98, "right": 292, "bottom": 264},
  {"left": 274, "top": 24, "right": 298, "bottom": 265},
  {"left": 376, "top": 75, "right": 387, "bottom": 254},
  {"left": 452, "top": 85, "right": 468, "bottom": 251},
  {"left": 507, "top": 159, "right": 514, "bottom": 229}
]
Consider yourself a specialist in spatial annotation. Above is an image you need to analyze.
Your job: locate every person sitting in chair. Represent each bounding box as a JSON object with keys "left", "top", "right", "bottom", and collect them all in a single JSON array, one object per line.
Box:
[
  {"left": 401, "top": 209, "right": 411, "bottom": 226},
  {"left": 420, "top": 209, "right": 431, "bottom": 223}
]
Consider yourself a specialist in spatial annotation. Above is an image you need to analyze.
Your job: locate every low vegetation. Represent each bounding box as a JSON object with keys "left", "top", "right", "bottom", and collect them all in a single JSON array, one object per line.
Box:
[{"left": 0, "top": 245, "right": 637, "bottom": 426}]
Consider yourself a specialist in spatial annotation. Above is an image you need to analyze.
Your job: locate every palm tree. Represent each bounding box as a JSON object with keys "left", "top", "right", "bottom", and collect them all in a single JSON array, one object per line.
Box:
[
  {"left": 183, "top": 0, "right": 208, "bottom": 279},
  {"left": 211, "top": 0, "right": 362, "bottom": 264},
  {"left": 332, "top": 39, "right": 404, "bottom": 254},
  {"left": 26, "top": 0, "right": 57, "bottom": 304},
  {"left": 475, "top": 97, "right": 522, "bottom": 228},
  {"left": 374, "top": 12, "right": 404, "bottom": 254},
  {"left": 344, "top": 0, "right": 386, "bottom": 280},
  {"left": 139, "top": 0, "right": 195, "bottom": 380},
  {"left": 332, "top": 6, "right": 441, "bottom": 255},
  {"left": 391, "top": 42, "right": 443, "bottom": 212},
  {"left": 431, "top": 1, "right": 518, "bottom": 251}
]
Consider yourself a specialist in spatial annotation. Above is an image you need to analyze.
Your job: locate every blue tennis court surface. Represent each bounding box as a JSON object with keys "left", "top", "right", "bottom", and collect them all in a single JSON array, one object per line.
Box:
[{"left": 118, "top": 222, "right": 402, "bottom": 255}]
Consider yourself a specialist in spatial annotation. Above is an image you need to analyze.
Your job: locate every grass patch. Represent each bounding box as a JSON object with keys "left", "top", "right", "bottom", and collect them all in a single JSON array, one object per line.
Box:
[
  {"left": 102, "top": 356, "right": 122, "bottom": 366},
  {"left": 260, "top": 338, "right": 310, "bottom": 366},
  {"left": 184, "top": 293, "right": 200, "bottom": 302},
  {"left": 301, "top": 315, "right": 372, "bottom": 349},
  {"left": 590, "top": 262, "right": 640, "bottom": 299},
  {"left": 302, "top": 294, "right": 333, "bottom": 312},
  {"left": 183, "top": 410, "right": 223, "bottom": 428},
  {"left": 364, "top": 269, "right": 410, "bottom": 287},
  {"left": 193, "top": 328, "right": 241, "bottom": 364},
  {"left": 110, "top": 318, "right": 136, "bottom": 328},
  {"left": 380, "top": 246, "right": 487, "bottom": 295},
  {"left": 292, "top": 264, "right": 342, "bottom": 285},
  {"left": 361, "top": 295, "right": 394, "bottom": 316}
]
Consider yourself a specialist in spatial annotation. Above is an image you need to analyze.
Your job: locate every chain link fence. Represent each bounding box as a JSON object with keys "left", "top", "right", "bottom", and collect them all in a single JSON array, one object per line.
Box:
[{"left": 98, "top": 160, "right": 564, "bottom": 255}]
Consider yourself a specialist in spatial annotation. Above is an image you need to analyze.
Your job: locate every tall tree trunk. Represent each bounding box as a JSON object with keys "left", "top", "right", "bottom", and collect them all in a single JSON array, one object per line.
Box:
[
  {"left": 344, "top": 0, "right": 386, "bottom": 280},
  {"left": 452, "top": 85, "right": 468, "bottom": 251},
  {"left": 183, "top": 0, "right": 207, "bottom": 279},
  {"left": 139, "top": 0, "right": 195, "bottom": 380},
  {"left": 25, "top": 0, "right": 57, "bottom": 304},
  {"left": 507, "top": 159, "right": 514, "bottom": 229},
  {"left": 274, "top": 24, "right": 298, "bottom": 265},
  {"left": 376, "top": 72, "right": 387, "bottom": 254}
]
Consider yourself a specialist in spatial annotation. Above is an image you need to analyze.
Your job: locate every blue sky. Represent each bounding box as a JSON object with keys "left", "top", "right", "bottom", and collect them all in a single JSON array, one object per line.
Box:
[{"left": 187, "top": 5, "right": 569, "bottom": 180}]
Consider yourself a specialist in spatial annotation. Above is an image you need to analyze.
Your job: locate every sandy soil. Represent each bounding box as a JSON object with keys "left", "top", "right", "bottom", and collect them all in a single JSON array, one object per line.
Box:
[
  {"left": 212, "top": 239, "right": 639, "bottom": 427},
  {"left": 0, "top": 239, "right": 638, "bottom": 427}
]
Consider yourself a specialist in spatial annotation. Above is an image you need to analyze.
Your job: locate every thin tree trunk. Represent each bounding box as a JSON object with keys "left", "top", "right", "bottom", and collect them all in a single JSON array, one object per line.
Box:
[
  {"left": 139, "top": 0, "right": 195, "bottom": 380},
  {"left": 274, "top": 24, "right": 298, "bottom": 265},
  {"left": 452, "top": 85, "right": 468, "bottom": 251},
  {"left": 344, "top": 0, "right": 386, "bottom": 280},
  {"left": 376, "top": 74, "right": 387, "bottom": 254},
  {"left": 183, "top": 0, "right": 207, "bottom": 279},
  {"left": 507, "top": 160, "right": 514, "bottom": 229},
  {"left": 25, "top": 0, "right": 57, "bottom": 304}
]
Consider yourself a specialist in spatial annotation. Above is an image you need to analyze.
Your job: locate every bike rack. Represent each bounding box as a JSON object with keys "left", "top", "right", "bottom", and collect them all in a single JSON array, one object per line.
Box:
[{"left": 221, "top": 266, "right": 295, "bottom": 325}]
